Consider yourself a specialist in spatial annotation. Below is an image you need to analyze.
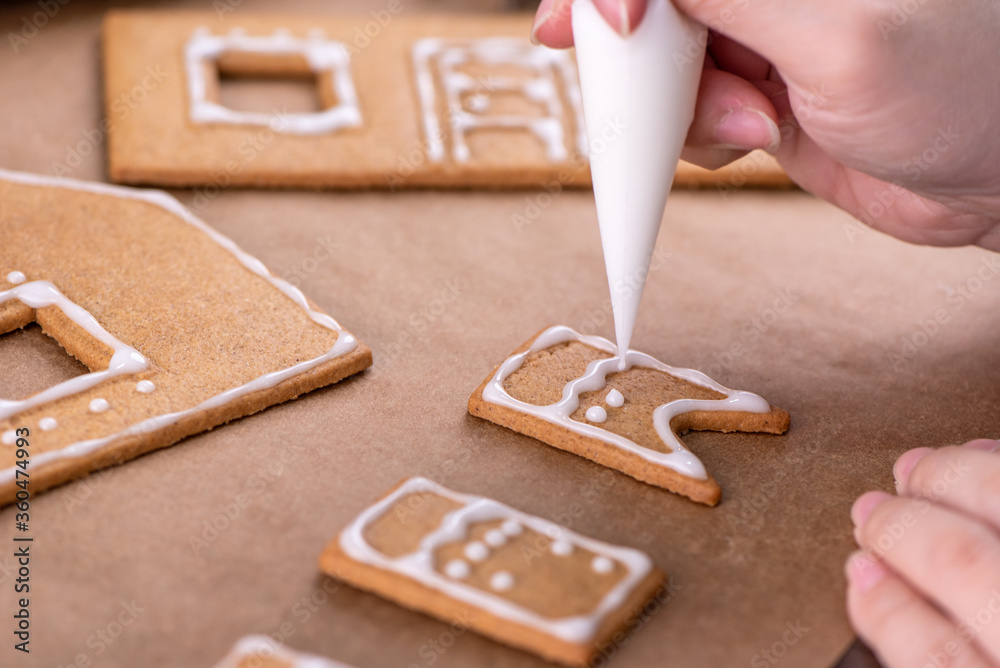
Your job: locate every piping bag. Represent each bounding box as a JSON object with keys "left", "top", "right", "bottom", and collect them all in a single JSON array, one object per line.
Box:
[{"left": 572, "top": 0, "right": 707, "bottom": 367}]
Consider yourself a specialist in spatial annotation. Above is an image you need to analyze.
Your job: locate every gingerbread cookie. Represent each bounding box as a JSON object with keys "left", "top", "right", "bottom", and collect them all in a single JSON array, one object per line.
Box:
[
  {"left": 212, "top": 635, "right": 354, "bottom": 668},
  {"left": 0, "top": 169, "right": 371, "bottom": 506},
  {"left": 101, "top": 11, "right": 590, "bottom": 189},
  {"left": 101, "top": 11, "right": 789, "bottom": 190},
  {"left": 468, "top": 326, "right": 789, "bottom": 505},
  {"left": 319, "top": 477, "right": 665, "bottom": 666}
]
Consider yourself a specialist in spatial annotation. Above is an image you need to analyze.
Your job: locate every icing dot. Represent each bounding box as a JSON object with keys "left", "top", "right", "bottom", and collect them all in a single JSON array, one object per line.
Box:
[
  {"left": 585, "top": 406, "right": 607, "bottom": 423},
  {"left": 136, "top": 380, "right": 156, "bottom": 394},
  {"left": 500, "top": 519, "right": 522, "bottom": 536},
  {"left": 6, "top": 271, "right": 26, "bottom": 285},
  {"left": 464, "top": 541, "right": 489, "bottom": 562},
  {"left": 444, "top": 559, "right": 470, "bottom": 579},
  {"left": 489, "top": 571, "right": 515, "bottom": 592},
  {"left": 465, "top": 94, "right": 489, "bottom": 112},
  {"left": 2, "top": 430, "right": 16, "bottom": 445},
  {"left": 89, "top": 398, "right": 110, "bottom": 413},
  {"left": 606, "top": 388, "right": 624, "bottom": 408},
  {"left": 39, "top": 417, "right": 58, "bottom": 431},
  {"left": 592, "top": 556, "right": 615, "bottom": 574},
  {"left": 550, "top": 539, "right": 574, "bottom": 557},
  {"left": 484, "top": 529, "right": 507, "bottom": 547}
]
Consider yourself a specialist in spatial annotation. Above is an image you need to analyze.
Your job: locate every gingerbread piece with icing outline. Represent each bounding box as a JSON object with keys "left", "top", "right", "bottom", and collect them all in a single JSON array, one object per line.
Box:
[
  {"left": 102, "top": 11, "right": 789, "bottom": 190},
  {"left": 468, "top": 326, "right": 790, "bottom": 505},
  {"left": 0, "top": 168, "right": 371, "bottom": 506},
  {"left": 102, "top": 11, "right": 593, "bottom": 189},
  {"left": 212, "top": 635, "right": 355, "bottom": 668},
  {"left": 319, "top": 476, "right": 666, "bottom": 666}
]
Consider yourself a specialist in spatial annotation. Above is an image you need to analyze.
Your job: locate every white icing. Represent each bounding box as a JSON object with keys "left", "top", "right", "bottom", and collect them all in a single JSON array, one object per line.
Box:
[
  {"left": 592, "top": 556, "right": 614, "bottom": 574},
  {"left": 89, "top": 398, "right": 110, "bottom": 413},
  {"left": 412, "top": 37, "right": 587, "bottom": 163},
  {"left": 184, "top": 28, "right": 362, "bottom": 134},
  {"left": 483, "top": 529, "right": 507, "bottom": 547},
  {"left": 489, "top": 570, "right": 515, "bottom": 592},
  {"left": 136, "top": 380, "right": 156, "bottom": 394},
  {"left": 481, "top": 325, "right": 772, "bottom": 480},
  {"left": 573, "top": 0, "right": 706, "bottom": 363},
  {"left": 464, "top": 541, "right": 489, "bottom": 562},
  {"left": 606, "top": 388, "right": 624, "bottom": 408},
  {"left": 585, "top": 405, "right": 607, "bottom": 423},
  {"left": 551, "top": 539, "right": 574, "bottom": 557},
  {"left": 338, "top": 477, "right": 653, "bottom": 645},
  {"left": 501, "top": 519, "right": 522, "bottom": 536},
  {"left": 0, "top": 168, "right": 358, "bottom": 488},
  {"left": 6, "top": 271, "right": 25, "bottom": 285},
  {"left": 212, "top": 634, "right": 352, "bottom": 668},
  {"left": 38, "top": 417, "right": 57, "bottom": 431},
  {"left": 444, "top": 559, "right": 470, "bottom": 579},
  {"left": 1, "top": 431, "right": 15, "bottom": 446},
  {"left": 0, "top": 281, "right": 149, "bottom": 423}
]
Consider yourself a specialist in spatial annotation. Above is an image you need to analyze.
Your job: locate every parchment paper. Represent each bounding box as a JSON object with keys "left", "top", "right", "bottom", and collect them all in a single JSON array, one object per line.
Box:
[{"left": 1, "top": 1, "right": 998, "bottom": 667}]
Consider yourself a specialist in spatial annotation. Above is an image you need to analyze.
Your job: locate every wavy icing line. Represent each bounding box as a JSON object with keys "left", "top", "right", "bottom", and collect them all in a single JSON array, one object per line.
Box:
[
  {"left": 184, "top": 28, "right": 362, "bottom": 134},
  {"left": 212, "top": 635, "right": 352, "bottom": 668},
  {"left": 481, "top": 325, "right": 773, "bottom": 480},
  {"left": 0, "top": 168, "right": 358, "bottom": 485},
  {"left": 0, "top": 281, "right": 148, "bottom": 422},
  {"left": 412, "top": 38, "right": 588, "bottom": 163},
  {"left": 338, "top": 476, "right": 654, "bottom": 645}
]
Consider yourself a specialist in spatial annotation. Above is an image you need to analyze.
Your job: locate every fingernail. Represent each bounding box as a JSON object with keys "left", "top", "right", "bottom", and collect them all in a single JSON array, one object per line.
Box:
[
  {"left": 962, "top": 439, "right": 1000, "bottom": 453},
  {"left": 846, "top": 551, "right": 888, "bottom": 593},
  {"left": 851, "top": 491, "right": 892, "bottom": 528},
  {"left": 616, "top": 0, "right": 631, "bottom": 37},
  {"left": 530, "top": 12, "right": 550, "bottom": 45},
  {"left": 530, "top": 0, "right": 556, "bottom": 45},
  {"left": 893, "top": 447, "right": 933, "bottom": 490},
  {"left": 716, "top": 109, "right": 782, "bottom": 153}
]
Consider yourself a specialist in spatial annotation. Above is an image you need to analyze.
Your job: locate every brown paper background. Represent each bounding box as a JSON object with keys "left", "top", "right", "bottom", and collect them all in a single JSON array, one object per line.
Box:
[{"left": 1, "top": 1, "right": 998, "bottom": 667}]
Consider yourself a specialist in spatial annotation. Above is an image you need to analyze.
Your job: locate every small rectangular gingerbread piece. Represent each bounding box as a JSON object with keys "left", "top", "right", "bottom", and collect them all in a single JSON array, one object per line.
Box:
[
  {"left": 319, "top": 476, "right": 665, "bottom": 666},
  {"left": 468, "top": 326, "right": 790, "bottom": 506}
]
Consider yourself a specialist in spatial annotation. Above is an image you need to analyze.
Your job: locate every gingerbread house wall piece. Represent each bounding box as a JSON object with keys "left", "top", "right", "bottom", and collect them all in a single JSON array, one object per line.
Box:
[
  {"left": 102, "top": 11, "right": 791, "bottom": 190},
  {"left": 0, "top": 169, "right": 371, "bottom": 505}
]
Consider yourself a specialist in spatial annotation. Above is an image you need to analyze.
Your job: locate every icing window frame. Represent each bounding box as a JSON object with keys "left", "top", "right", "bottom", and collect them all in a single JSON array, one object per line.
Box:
[
  {"left": 0, "top": 280, "right": 148, "bottom": 425},
  {"left": 183, "top": 28, "right": 363, "bottom": 135},
  {"left": 412, "top": 37, "right": 589, "bottom": 164}
]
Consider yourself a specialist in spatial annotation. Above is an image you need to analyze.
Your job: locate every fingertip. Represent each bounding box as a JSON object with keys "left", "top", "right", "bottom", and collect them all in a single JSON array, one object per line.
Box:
[
  {"left": 591, "top": 0, "right": 647, "bottom": 37},
  {"left": 716, "top": 108, "right": 781, "bottom": 153},
  {"left": 961, "top": 438, "right": 1000, "bottom": 453},
  {"left": 892, "top": 447, "right": 934, "bottom": 492},
  {"left": 685, "top": 68, "right": 780, "bottom": 154},
  {"left": 531, "top": 0, "right": 575, "bottom": 48},
  {"left": 851, "top": 491, "right": 893, "bottom": 529},
  {"left": 845, "top": 550, "right": 889, "bottom": 593}
]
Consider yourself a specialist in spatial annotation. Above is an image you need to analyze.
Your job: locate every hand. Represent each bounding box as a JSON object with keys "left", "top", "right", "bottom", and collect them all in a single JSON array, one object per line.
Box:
[
  {"left": 532, "top": 0, "right": 1000, "bottom": 252},
  {"left": 847, "top": 439, "right": 1000, "bottom": 668}
]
